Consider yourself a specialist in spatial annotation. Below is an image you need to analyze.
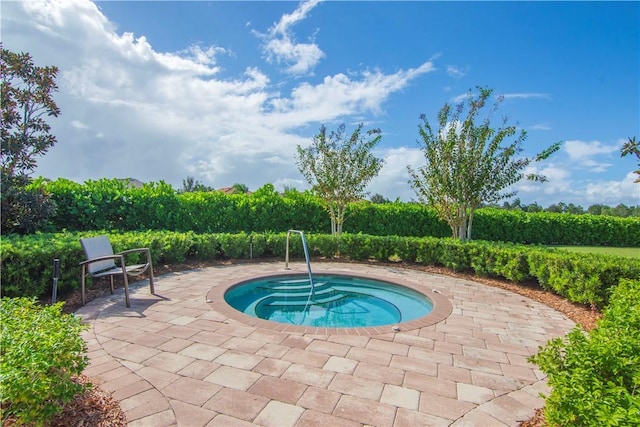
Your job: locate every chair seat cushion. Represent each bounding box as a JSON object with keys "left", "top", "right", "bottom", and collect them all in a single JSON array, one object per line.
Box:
[{"left": 91, "top": 264, "right": 149, "bottom": 278}]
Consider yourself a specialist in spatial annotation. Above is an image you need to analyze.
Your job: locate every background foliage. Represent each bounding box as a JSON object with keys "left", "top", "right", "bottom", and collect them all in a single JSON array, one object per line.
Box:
[{"left": 26, "top": 178, "right": 640, "bottom": 246}]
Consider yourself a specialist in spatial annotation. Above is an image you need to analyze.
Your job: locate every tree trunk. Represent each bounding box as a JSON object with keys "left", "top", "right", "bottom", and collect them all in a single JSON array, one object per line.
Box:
[
  {"left": 458, "top": 205, "right": 468, "bottom": 241},
  {"left": 450, "top": 223, "right": 458, "bottom": 239},
  {"left": 328, "top": 203, "right": 337, "bottom": 235},
  {"left": 336, "top": 204, "right": 346, "bottom": 237}
]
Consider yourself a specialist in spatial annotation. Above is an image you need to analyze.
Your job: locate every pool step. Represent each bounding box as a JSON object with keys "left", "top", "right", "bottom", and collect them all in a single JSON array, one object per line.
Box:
[
  {"left": 254, "top": 278, "right": 363, "bottom": 311},
  {"left": 257, "top": 285, "right": 349, "bottom": 307},
  {"left": 260, "top": 293, "right": 348, "bottom": 307},
  {"left": 264, "top": 281, "right": 329, "bottom": 292}
]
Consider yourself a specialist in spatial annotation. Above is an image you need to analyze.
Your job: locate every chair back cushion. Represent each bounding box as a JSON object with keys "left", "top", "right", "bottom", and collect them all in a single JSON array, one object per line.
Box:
[{"left": 81, "top": 235, "right": 116, "bottom": 274}]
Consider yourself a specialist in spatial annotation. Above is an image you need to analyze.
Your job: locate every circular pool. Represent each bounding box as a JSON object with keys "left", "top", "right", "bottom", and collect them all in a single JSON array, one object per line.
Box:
[{"left": 224, "top": 274, "right": 434, "bottom": 328}]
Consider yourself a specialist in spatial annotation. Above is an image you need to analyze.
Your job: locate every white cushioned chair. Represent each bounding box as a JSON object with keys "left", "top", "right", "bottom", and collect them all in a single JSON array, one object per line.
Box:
[{"left": 80, "top": 235, "right": 154, "bottom": 308}]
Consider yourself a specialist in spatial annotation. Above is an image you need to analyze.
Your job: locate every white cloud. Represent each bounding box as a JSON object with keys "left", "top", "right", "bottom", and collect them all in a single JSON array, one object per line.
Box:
[
  {"left": 450, "top": 93, "right": 471, "bottom": 104},
  {"left": 564, "top": 139, "right": 620, "bottom": 173},
  {"left": 263, "top": 37, "right": 325, "bottom": 76},
  {"left": 447, "top": 90, "right": 550, "bottom": 110},
  {"left": 258, "top": 0, "right": 325, "bottom": 75},
  {"left": 584, "top": 172, "right": 640, "bottom": 206},
  {"left": 274, "top": 62, "right": 436, "bottom": 125},
  {"left": 501, "top": 93, "right": 551, "bottom": 100},
  {"left": 529, "top": 123, "right": 551, "bottom": 131},
  {"left": 564, "top": 139, "right": 620, "bottom": 160},
  {"left": 368, "top": 147, "right": 425, "bottom": 201},
  {"left": 510, "top": 162, "right": 640, "bottom": 208},
  {"left": 179, "top": 45, "right": 228, "bottom": 67},
  {"left": 515, "top": 163, "right": 571, "bottom": 194},
  {"left": 70, "top": 120, "right": 90, "bottom": 130},
  {"left": 2, "top": 0, "right": 434, "bottom": 193},
  {"left": 446, "top": 65, "right": 467, "bottom": 79}
]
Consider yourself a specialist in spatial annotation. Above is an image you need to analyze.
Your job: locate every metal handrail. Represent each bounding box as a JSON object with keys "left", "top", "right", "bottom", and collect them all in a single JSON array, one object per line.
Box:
[{"left": 285, "top": 229, "right": 315, "bottom": 298}]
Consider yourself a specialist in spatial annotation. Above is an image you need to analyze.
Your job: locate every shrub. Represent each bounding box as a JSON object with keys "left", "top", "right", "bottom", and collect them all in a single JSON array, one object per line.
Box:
[
  {"left": 527, "top": 250, "right": 640, "bottom": 308},
  {"left": 216, "top": 233, "right": 243, "bottom": 259},
  {"left": 467, "top": 241, "right": 532, "bottom": 282},
  {"left": 0, "top": 298, "right": 89, "bottom": 425},
  {"left": 0, "top": 232, "right": 83, "bottom": 298},
  {"left": 1, "top": 175, "right": 56, "bottom": 235},
  {"left": 436, "top": 239, "right": 472, "bottom": 272},
  {"left": 191, "top": 233, "right": 223, "bottom": 260},
  {"left": 415, "top": 237, "right": 441, "bottom": 265},
  {"left": 307, "top": 233, "right": 340, "bottom": 258},
  {"left": 530, "top": 279, "right": 640, "bottom": 426}
]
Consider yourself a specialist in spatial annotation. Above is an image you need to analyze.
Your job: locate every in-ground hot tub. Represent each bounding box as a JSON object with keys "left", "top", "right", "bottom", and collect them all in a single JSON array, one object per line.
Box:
[{"left": 208, "top": 271, "right": 453, "bottom": 334}]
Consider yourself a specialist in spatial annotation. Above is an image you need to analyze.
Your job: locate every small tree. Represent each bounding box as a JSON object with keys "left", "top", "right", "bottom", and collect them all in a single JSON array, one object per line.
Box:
[
  {"left": 525, "top": 202, "right": 543, "bottom": 213},
  {"left": 179, "top": 176, "right": 213, "bottom": 193},
  {"left": 296, "top": 123, "right": 384, "bottom": 236},
  {"left": 231, "top": 183, "right": 249, "bottom": 194},
  {"left": 370, "top": 193, "right": 390, "bottom": 204},
  {"left": 1, "top": 46, "right": 60, "bottom": 234},
  {"left": 621, "top": 136, "right": 640, "bottom": 183},
  {"left": 408, "top": 87, "right": 560, "bottom": 240}
]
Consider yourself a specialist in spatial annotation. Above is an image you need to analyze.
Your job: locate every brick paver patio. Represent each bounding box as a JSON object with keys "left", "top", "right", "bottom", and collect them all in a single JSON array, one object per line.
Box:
[{"left": 76, "top": 262, "right": 575, "bottom": 426}]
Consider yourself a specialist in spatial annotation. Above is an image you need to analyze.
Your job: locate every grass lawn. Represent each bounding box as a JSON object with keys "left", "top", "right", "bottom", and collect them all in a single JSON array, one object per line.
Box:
[{"left": 551, "top": 246, "right": 640, "bottom": 259}]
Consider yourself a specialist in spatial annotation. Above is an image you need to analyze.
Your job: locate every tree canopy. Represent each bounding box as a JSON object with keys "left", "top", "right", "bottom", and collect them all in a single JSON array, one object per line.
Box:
[
  {"left": 296, "top": 123, "right": 384, "bottom": 236},
  {"left": 408, "top": 86, "right": 560, "bottom": 240},
  {"left": 1, "top": 45, "right": 60, "bottom": 180},
  {"left": 231, "top": 183, "right": 249, "bottom": 194},
  {"left": 621, "top": 136, "right": 640, "bottom": 183}
]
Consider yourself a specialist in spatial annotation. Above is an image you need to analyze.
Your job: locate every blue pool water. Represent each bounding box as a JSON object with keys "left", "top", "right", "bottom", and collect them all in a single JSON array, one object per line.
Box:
[{"left": 224, "top": 274, "right": 433, "bottom": 328}]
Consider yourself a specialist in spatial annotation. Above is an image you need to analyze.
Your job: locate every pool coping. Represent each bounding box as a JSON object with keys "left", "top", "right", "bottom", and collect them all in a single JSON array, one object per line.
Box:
[{"left": 207, "top": 268, "right": 453, "bottom": 336}]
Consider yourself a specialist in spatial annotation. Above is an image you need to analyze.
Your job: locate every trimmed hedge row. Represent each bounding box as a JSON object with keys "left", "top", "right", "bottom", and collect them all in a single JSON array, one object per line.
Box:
[
  {"left": 530, "top": 278, "right": 640, "bottom": 425},
  {"left": 2, "top": 231, "right": 638, "bottom": 308},
  {"left": 472, "top": 208, "right": 640, "bottom": 246},
  {"left": 34, "top": 179, "right": 332, "bottom": 234},
  {"left": 30, "top": 178, "right": 640, "bottom": 246}
]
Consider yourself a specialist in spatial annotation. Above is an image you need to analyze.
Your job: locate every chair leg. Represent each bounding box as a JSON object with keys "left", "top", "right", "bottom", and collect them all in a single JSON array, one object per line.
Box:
[
  {"left": 81, "top": 266, "right": 87, "bottom": 305},
  {"left": 146, "top": 249, "right": 155, "bottom": 294},
  {"left": 109, "top": 276, "right": 114, "bottom": 294},
  {"left": 123, "top": 272, "right": 130, "bottom": 308},
  {"left": 148, "top": 264, "right": 155, "bottom": 294}
]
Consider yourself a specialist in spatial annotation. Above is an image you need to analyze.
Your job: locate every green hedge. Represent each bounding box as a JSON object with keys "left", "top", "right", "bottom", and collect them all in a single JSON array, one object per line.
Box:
[
  {"left": 530, "top": 278, "right": 640, "bottom": 426},
  {"left": 2, "top": 231, "right": 639, "bottom": 309},
  {"left": 35, "top": 179, "right": 332, "bottom": 234},
  {"left": 29, "top": 178, "right": 640, "bottom": 246},
  {"left": 343, "top": 203, "right": 449, "bottom": 237},
  {"left": 472, "top": 208, "right": 640, "bottom": 246}
]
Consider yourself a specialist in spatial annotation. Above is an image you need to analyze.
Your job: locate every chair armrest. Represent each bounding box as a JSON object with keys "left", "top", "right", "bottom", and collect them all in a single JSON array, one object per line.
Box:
[
  {"left": 118, "top": 248, "right": 150, "bottom": 256},
  {"left": 119, "top": 248, "right": 152, "bottom": 265},
  {"left": 79, "top": 254, "right": 124, "bottom": 266}
]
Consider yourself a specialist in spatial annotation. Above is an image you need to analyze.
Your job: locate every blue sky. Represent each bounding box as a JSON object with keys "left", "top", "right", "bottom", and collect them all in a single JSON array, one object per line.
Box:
[{"left": 2, "top": 0, "right": 639, "bottom": 207}]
